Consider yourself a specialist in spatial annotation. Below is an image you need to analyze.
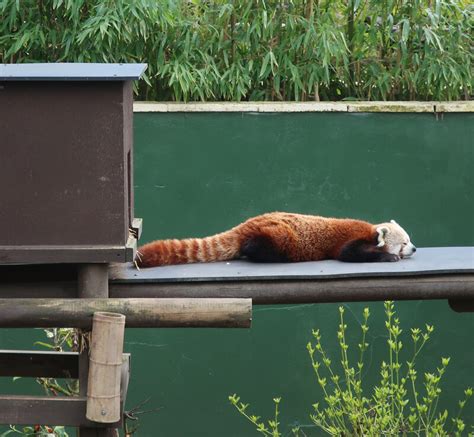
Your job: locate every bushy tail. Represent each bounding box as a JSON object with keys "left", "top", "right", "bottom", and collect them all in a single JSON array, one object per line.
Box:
[{"left": 136, "top": 231, "right": 240, "bottom": 268}]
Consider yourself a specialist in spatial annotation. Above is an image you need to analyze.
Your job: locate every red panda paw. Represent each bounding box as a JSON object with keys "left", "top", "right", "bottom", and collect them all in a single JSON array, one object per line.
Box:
[{"left": 381, "top": 253, "right": 401, "bottom": 262}]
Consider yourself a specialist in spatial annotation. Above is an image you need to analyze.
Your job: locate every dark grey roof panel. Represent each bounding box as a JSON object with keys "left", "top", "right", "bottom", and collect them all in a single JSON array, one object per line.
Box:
[
  {"left": 110, "top": 247, "right": 474, "bottom": 283},
  {"left": 0, "top": 63, "right": 147, "bottom": 81}
]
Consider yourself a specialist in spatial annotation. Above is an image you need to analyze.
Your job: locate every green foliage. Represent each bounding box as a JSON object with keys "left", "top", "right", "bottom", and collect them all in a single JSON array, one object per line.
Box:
[
  {"left": 3, "top": 329, "right": 78, "bottom": 437},
  {"left": 34, "top": 328, "right": 79, "bottom": 398},
  {"left": 0, "top": 425, "right": 68, "bottom": 437},
  {"left": 229, "top": 301, "right": 473, "bottom": 436},
  {"left": 229, "top": 395, "right": 283, "bottom": 437},
  {"left": 0, "top": 0, "right": 471, "bottom": 101}
]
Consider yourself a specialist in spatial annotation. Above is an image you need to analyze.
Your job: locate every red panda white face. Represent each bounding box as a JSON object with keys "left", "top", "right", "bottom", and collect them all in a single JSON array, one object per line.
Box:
[{"left": 376, "top": 220, "right": 416, "bottom": 259}]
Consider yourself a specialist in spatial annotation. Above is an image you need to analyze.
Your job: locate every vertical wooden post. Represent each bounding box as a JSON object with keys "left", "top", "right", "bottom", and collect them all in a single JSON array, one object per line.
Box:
[
  {"left": 86, "top": 312, "right": 125, "bottom": 423},
  {"left": 78, "top": 265, "right": 109, "bottom": 299},
  {"left": 77, "top": 264, "right": 118, "bottom": 437}
]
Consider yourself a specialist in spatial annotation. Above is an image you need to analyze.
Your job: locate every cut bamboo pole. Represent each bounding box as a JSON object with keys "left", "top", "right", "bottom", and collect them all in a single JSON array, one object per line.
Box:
[
  {"left": 0, "top": 298, "right": 252, "bottom": 328},
  {"left": 86, "top": 312, "right": 125, "bottom": 423}
]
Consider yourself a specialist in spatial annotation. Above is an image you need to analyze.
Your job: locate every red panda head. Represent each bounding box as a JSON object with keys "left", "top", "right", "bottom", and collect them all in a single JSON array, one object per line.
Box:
[{"left": 376, "top": 220, "right": 416, "bottom": 259}]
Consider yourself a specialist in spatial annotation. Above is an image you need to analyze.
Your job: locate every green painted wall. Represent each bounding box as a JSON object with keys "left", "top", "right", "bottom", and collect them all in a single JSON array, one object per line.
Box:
[
  {"left": 135, "top": 112, "right": 473, "bottom": 248},
  {"left": 130, "top": 112, "right": 474, "bottom": 436},
  {"left": 1, "top": 111, "right": 473, "bottom": 436}
]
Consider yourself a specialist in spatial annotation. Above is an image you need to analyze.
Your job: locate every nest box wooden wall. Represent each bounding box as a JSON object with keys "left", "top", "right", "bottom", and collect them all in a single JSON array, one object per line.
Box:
[{"left": 0, "top": 63, "right": 147, "bottom": 264}]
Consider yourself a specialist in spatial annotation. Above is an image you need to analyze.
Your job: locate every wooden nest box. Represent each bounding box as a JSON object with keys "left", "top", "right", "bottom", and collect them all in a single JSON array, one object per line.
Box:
[{"left": 0, "top": 63, "right": 147, "bottom": 264}]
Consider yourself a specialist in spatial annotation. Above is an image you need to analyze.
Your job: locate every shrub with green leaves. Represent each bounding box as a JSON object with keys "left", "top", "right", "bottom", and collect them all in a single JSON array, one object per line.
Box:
[
  {"left": 229, "top": 301, "right": 473, "bottom": 436},
  {"left": 0, "top": 425, "right": 68, "bottom": 437},
  {"left": 0, "top": 0, "right": 471, "bottom": 101}
]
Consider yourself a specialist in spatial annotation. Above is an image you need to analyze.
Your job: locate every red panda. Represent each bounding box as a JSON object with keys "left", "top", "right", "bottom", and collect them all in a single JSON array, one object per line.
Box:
[{"left": 136, "top": 212, "right": 416, "bottom": 268}]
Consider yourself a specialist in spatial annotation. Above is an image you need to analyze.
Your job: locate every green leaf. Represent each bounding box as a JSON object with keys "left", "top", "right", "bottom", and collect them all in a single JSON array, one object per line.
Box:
[
  {"left": 259, "top": 52, "right": 270, "bottom": 79},
  {"left": 34, "top": 341, "right": 56, "bottom": 349},
  {"left": 402, "top": 19, "right": 410, "bottom": 42}
]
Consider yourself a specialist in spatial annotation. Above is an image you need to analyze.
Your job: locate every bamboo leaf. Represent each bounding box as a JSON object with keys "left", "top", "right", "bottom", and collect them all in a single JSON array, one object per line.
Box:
[
  {"left": 259, "top": 52, "right": 270, "bottom": 79},
  {"left": 0, "top": 0, "right": 469, "bottom": 101}
]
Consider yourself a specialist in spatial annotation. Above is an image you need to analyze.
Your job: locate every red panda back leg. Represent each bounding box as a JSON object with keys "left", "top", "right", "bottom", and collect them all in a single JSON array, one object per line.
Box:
[
  {"left": 239, "top": 225, "right": 296, "bottom": 263},
  {"left": 240, "top": 234, "right": 289, "bottom": 262}
]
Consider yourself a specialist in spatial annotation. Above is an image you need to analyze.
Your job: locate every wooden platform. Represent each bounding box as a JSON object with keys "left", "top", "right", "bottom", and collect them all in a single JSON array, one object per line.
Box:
[
  {"left": 1, "top": 247, "right": 472, "bottom": 309},
  {"left": 108, "top": 247, "right": 474, "bottom": 308}
]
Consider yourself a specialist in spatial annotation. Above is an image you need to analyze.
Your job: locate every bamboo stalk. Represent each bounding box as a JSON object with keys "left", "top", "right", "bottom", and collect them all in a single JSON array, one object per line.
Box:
[{"left": 86, "top": 312, "right": 125, "bottom": 423}]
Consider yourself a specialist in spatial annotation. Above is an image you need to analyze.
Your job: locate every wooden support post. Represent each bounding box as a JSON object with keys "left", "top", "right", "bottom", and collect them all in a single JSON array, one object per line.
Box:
[
  {"left": 448, "top": 299, "right": 474, "bottom": 312},
  {"left": 78, "top": 264, "right": 109, "bottom": 299},
  {"left": 77, "top": 264, "right": 117, "bottom": 437},
  {"left": 87, "top": 312, "right": 126, "bottom": 423}
]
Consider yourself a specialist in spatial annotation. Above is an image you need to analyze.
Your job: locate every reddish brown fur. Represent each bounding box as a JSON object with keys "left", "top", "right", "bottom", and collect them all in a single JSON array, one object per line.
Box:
[{"left": 136, "top": 212, "right": 380, "bottom": 268}]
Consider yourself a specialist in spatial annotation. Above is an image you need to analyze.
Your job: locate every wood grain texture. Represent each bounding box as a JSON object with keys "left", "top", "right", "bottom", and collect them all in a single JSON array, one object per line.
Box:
[
  {"left": 109, "top": 274, "right": 474, "bottom": 305},
  {"left": 0, "top": 396, "right": 115, "bottom": 427},
  {"left": 0, "top": 275, "right": 472, "bottom": 307},
  {"left": 0, "top": 245, "right": 133, "bottom": 264},
  {"left": 0, "top": 350, "right": 78, "bottom": 378},
  {"left": 77, "top": 264, "right": 116, "bottom": 436},
  {"left": 0, "top": 298, "right": 252, "bottom": 328}
]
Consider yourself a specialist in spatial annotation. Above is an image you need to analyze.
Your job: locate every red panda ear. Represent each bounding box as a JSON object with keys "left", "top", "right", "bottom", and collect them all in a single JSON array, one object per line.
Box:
[
  {"left": 376, "top": 226, "right": 389, "bottom": 247},
  {"left": 390, "top": 219, "right": 398, "bottom": 225}
]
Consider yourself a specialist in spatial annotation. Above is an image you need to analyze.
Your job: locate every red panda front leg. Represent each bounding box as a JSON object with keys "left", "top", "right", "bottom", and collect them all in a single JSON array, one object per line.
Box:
[{"left": 337, "top": 238, "right": 400, "bottom": 263}]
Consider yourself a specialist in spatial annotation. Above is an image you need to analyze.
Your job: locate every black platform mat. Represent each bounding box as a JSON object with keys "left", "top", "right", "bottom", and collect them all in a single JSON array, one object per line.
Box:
[{"left": 110, "top": 247, "right": 474, "bottom": 283}]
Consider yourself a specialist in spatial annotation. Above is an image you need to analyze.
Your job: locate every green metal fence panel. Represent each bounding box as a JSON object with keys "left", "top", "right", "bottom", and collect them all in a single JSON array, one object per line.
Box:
[
  {"left": 131, "top": 111, "right": 474, "bottom": 436},
  {"left": 1, "top": 110, "right": 472, "bottom": 436}
]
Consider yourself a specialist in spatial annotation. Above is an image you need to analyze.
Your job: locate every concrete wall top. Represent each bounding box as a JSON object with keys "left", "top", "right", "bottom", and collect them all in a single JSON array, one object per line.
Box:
[{"left": 134, "top": 101, "right": 473, "bottom": 113}]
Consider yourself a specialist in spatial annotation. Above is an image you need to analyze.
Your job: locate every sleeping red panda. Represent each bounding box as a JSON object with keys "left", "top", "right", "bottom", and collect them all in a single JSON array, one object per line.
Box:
[{"left": 136, "top": 212, "right": 416, "bottom": 268}]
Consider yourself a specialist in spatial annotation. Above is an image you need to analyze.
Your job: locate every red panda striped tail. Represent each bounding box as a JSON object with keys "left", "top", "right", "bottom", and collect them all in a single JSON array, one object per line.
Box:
[{"left": 136, "top": 232, "right": 240, "bottom": 268}]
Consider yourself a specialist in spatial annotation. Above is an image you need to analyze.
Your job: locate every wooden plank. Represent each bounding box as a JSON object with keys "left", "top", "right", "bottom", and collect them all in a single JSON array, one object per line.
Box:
[
  {"left": 0, "top": 396, "right": 119, "bottom": 427},
  {"left": 0, "top": 350, "right": 78, "bottom": 378},
  {"left": 78, "top": 428, "right": 118, "bottom": 437},
  {"left": 0, "top": 245, "right": 130, "bottom": 264},
  {"left": 0, "top": 281, "right": 76, "bottom": 298},
  {"left": 0, "top": 274, "right": 472, "bottom": 309},
  {"left": 109, "top": 274, "right": 474, "bottom": 305},
  {"left": 0, "top": 298, "right": 252, "bottom": 328},
  {"left": 0, "top": 274, "right": 472, "bottom": 306},
  {"left": 131, "top": 218, "right": 143, "bottom": 239},
  {"left": 0, "top": 263, "right": 77, "bottom": 282},
  {"left": 120, "top": 354, "right": 130, "bottom": 412},
  {"left": 0, "top": 355, "right": 129, "bottom": 427}
]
